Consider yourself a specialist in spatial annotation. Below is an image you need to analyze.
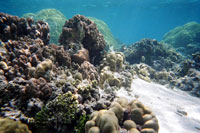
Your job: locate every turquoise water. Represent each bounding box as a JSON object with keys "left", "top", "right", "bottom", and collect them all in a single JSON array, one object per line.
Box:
[
  {"left": 0, "top": 0, "right": 200, "bottom": 44},
  {"left": 1, "top": 1, "right": 200, "bottom": 133}
]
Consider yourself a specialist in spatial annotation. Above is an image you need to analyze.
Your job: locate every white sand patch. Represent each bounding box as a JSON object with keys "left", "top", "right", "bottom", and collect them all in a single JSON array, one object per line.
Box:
[{"left": 117, "top": 78, "right": 200, "bottom": 133}]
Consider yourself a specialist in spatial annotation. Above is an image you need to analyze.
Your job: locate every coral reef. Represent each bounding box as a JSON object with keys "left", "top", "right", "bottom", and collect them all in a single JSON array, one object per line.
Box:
[
  {"left": 88, "top": 17, "right": 119, "bottom": 49},
  {"left": 0, "top": 12, "right": 164, "bottom": 133},
  {"left": 0, "top": 117, "right": 32, "bottom": 133},
  {"left": 99, "top": 52, "right": 133, "bottom": 92},
  {"left": 85, "top": 97, "right": 159, "bottom": 133},
  {"left": 35, "top": 92, "right": 79, "bottom": 132},
  {"left": 123, "top": 38, "right": 183, "bottom": 71},
  {"left": 72, "top": 48, "right": 90, "bottom": 64},
  {"left": 59, "top": 14, "right": 106, "bottom": 65},
  {"left": 20, "top": 77, "right": 52, "bottom": 101},
  {"left": 78, "top": 61, "right": 100, "bottom": 82},
  {"left": 0, "top": 13, "right": 50, "bottom": 44},
  {"left": 101, "top": 52, "right": 125, "bottom": 72},
  {"left": 162, "top": 22, "right": 200, "bottom": 48},
  {"left": 171, "top": 68, "right": 200, "bottom": 97},
  {"left": 22, "top": 8, "right": 66, "bottom": 44}
]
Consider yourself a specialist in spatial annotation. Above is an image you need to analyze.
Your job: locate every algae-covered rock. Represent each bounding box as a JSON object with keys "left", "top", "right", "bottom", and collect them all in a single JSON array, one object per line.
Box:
[
  {"left": 22, "top": 8, "right": 66, "bottom": 44},
  {"left": 0, "top": 117, "right": 31, "bottom": 133},
  {"left": 35, "top": 92, "right": 79, "bottom": 132},
  {"left": 162, "top": 22, "right": 200, "bottom": 48},
  {"left": 88, "top": 17, "right": 118, "bottom": 49}
]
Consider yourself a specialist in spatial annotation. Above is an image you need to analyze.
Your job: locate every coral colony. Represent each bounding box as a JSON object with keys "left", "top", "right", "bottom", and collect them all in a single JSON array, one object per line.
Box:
[{"left": 0, "top": 9, "right": 200, "bottom": 133}]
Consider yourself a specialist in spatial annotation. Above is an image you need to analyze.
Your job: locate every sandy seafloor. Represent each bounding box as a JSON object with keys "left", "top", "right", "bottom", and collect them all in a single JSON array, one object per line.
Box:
[{"left": 117, "top": 78, "right": 200, "bottom": 133}]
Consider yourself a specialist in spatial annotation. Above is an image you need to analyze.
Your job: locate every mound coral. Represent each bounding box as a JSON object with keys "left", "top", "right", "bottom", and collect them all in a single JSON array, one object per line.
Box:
[
  {"left": 20, "top": 77, "right": 52, "bottom": 101},
  {"left": 34, "top": 59, "right": 53, "bottom": 80},
  {"left": 85, "top": 110, "right": 119, "bottom": 133},
  {"left": 22, "top": 8, "right": 66, "bottom": 44},
  {"left": 162, "top": 22, "right": 200, "bottom": 48},
  {"left": 101, "top": 52, "right": 125, "bottom": 72},
  {"left": 0, "top": 117, "right": 31, "bottom": 133},
  {"left": 85, "top": 97, "right": 159, "bottom": 133},
  {"left": 123, "top": 38, "right": 183, "bottom": 71},
  {"left": 78, "top": 61, "right": 100, "bottom": 82},
  {"left": 88, "top": 17, "right": 118, "bottom": 49},
  {"left": 59, "top": 14, "right": 106, "bottom": 65},
  {"left": 99, "top": 52, "right": 132, "bottom": 92}
]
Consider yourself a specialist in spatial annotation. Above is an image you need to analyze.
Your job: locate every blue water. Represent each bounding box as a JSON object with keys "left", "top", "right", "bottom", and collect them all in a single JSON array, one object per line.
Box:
[{"left": 0, "top": 0, "right": 200, "bottom": 44}]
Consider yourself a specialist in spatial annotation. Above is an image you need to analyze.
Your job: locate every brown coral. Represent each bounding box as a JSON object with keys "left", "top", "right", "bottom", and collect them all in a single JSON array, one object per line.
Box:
[
  {"left": 72, "top": 48, "right": 90, "bottom": 65},
  {"left": 0, "top": 13, "right": 50, "bottom": 44},
  {"left": 59, "top": 14, "right": 106, "bottom": 65},
  {"left": 21, "top": 77, "right": 52, "bottom": 101},
  {"left": 85, "top": 98, "right": 159, "bottom": 133},
  {"left": 79, "top": 61, "right": 100, "bottom": 82}
]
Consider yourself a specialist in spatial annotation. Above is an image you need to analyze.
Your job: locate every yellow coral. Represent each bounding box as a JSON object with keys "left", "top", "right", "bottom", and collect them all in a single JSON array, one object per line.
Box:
[{"left": 0, "top": 118, "right": 31, "bottom": 133}]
